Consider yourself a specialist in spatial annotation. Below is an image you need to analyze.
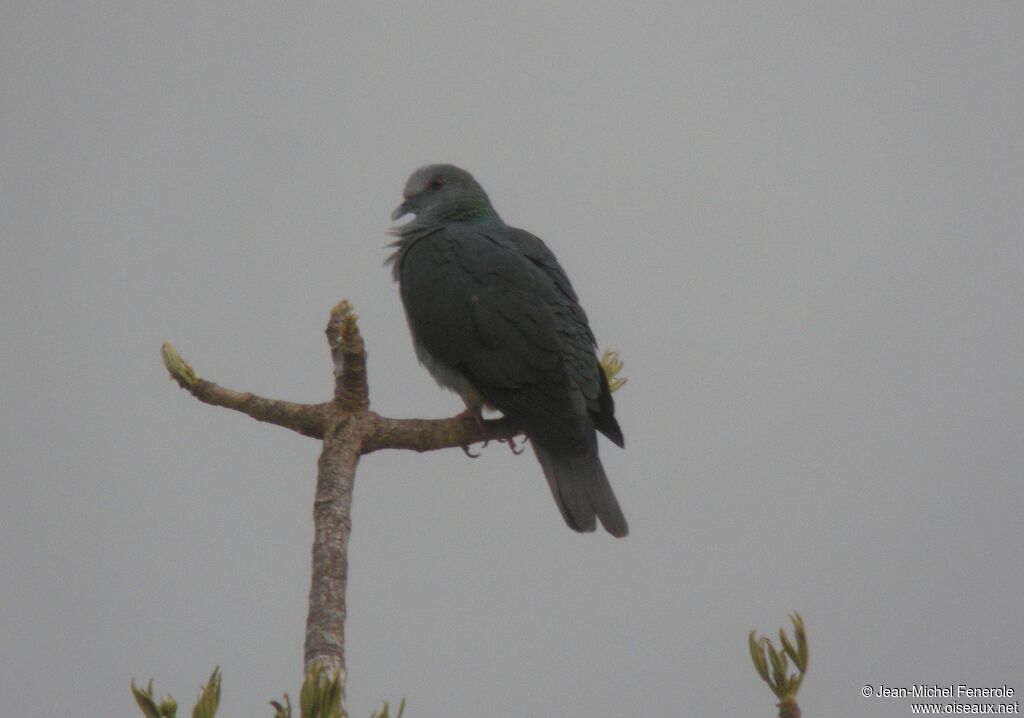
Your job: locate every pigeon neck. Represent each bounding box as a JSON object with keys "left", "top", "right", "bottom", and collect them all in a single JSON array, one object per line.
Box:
[{"left": 432, "top": 201, "right": 500, "bottom": 223}]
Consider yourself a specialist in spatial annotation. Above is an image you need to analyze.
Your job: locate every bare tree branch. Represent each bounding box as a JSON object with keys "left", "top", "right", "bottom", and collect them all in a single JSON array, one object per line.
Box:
[
  {"left": 161, "top": 299, "right": 537, "bottom": 709},
  {"left": 327, "top": 300, "right": 369, "bottom": 411},
  {"left": 161, "top": 342, "right": 328, "bottom": 438},
  {"left": 362, "top": 413, "right": 520, "bottom": 454},
  {"left": 304, "top": 417, "right": 364, "bottom": 681}
]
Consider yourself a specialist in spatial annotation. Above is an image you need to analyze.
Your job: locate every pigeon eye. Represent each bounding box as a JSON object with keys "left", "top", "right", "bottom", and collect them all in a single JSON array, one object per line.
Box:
[{"left": 428, "top": 177, "right": 444, "bottom": 191}]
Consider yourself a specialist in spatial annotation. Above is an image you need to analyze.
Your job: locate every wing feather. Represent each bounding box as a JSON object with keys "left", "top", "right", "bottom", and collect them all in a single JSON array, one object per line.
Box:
[{"left": 396, "top": 223, "right": 621, "bottom": 453}]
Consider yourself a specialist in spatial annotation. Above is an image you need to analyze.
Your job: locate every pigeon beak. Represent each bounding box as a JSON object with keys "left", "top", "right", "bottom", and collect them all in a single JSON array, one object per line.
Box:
[{"left": 391, "top": 200, "right": 415, "bottom": 221}]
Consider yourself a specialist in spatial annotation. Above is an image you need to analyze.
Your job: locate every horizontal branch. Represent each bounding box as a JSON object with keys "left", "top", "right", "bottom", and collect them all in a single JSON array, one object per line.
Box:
[
  {"left": 190, "top": 381, "right": 329, "bottom": 439},
  {"left": 161, "top": 342, "right": 328, "bottom": 438},
  {"left": 361, "top": 412, "right": 521, "bottom": 454}
]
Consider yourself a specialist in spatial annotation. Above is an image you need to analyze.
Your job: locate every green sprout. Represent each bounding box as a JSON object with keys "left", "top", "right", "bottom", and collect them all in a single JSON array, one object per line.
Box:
[
  {"left": 370, "top": 699, "right": 405, "bottom": 718},
  {"left": 600, "top": 349, "right": 627, "bottom": 392},
  {"left": 161, "top": 342, "right": 198, "bottom": 387},
  {"left": 272, "top": 665, "right": 346, "bottom": 718},
  {"left": 131, "top": 668, "right": 219, "bottom": 718},
  {"left": 749, "top": 613, "right": 808, "bottom": 718}
]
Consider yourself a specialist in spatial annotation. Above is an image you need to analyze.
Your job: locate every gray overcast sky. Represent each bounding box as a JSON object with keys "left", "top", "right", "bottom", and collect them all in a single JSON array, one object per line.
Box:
[{"left": 2, "top": 3, "right": 1022, "bottom": 717}]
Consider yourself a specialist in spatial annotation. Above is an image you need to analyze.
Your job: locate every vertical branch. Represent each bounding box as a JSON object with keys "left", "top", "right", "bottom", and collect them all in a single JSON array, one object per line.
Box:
[
  {"left": 304, "top": 300, "right": 373, "bottom": 717},
  {"left": 328, "top": 300, "right": 369, "bottom": 411},
  {"left": 304, "top": 420, "right": 361, "bottom": 684}
]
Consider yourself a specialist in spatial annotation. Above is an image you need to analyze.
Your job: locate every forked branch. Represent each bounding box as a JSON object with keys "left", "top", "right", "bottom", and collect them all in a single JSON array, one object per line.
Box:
[{"left": 161, "top": 299, "right": 525, "bottom": 708}]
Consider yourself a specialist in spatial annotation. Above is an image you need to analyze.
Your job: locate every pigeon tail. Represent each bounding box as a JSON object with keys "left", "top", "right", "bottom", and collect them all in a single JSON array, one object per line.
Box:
[{"left": 533, "top": 444, "right": 628, "bottom": 538}]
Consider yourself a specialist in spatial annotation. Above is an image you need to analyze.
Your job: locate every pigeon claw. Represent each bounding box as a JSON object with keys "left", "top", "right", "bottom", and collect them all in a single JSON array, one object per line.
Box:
[
  {"left": 456, "top": 403, "right": 489, "bottom": 459},
  {"left": 500, "top": 435, "right": 526, "bottom": 455}
]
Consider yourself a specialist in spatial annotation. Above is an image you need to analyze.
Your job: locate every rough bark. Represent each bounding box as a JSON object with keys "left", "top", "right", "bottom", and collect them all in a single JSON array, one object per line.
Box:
[
  {"left": 161, "top": 299, "right": 522, "bottom": 710},
  {"left": 304, "top": 417, "right": 361, "bottom": 681},
  {"left": 362, "top": 413, "right": 518, "bottom": 453}
]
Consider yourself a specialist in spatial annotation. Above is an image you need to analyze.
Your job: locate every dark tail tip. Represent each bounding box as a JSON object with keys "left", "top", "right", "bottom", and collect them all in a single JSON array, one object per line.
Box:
[{"left": 534, "top": 445, "right": 628, "bottom": 538}]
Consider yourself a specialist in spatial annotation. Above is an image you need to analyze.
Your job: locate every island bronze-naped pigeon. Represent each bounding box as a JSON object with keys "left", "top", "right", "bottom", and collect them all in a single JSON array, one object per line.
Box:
[{"left": 387, "top": 165, "right": 627, "bottom": 537}]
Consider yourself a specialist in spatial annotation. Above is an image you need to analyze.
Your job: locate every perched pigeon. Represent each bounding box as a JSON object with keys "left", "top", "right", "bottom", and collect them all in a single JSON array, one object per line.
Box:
[{"left": 387, "top": 165, "right": 627, "bottom": 537}]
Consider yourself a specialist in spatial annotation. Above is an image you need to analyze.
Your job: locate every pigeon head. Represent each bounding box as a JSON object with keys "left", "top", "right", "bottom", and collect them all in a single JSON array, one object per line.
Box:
[{"left": 392, "top": 164, "right": 498, "bottom": 223}]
